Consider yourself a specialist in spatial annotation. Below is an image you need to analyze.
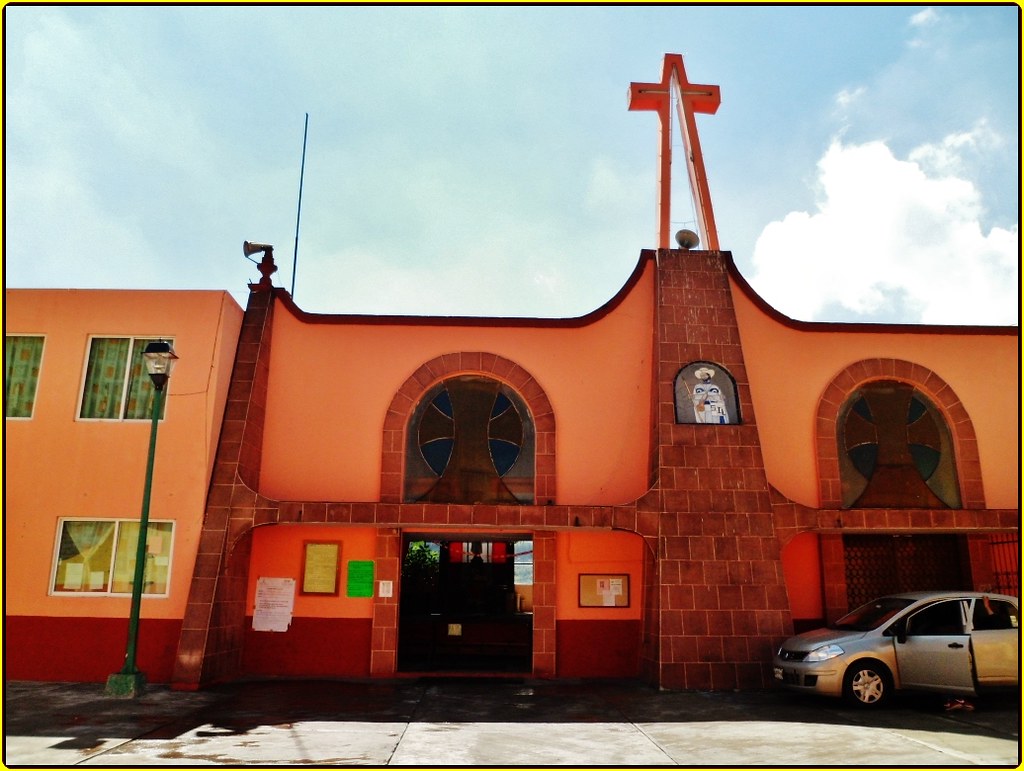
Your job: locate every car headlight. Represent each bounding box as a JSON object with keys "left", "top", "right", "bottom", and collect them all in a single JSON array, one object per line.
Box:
[{"left": 804, "top": 644, "right": 845, "bottom": 662}]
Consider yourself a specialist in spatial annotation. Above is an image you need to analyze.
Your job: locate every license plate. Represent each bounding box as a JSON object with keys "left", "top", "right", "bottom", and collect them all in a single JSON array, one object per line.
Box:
[{"left": 773, "top": 666, "right": 783, "bottom": 680}]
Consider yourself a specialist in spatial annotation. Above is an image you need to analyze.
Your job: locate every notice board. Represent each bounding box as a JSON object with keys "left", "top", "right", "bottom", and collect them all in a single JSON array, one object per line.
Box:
[
  {"left": 253, "top": 577, "right": 296, "bottom": 631},
  {"left": 301, "top": 541, "right": 341, "bottom": 595},
  {"left": 346, "top": 560, "right": 375, "bottom": 598},
  {"left": 578, "top": 573, "right": 629, "bottom": 608}
]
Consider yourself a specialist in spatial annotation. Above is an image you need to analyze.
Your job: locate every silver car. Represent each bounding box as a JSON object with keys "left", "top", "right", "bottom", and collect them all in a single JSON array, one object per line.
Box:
[{"left": 773, "top": 591, "right": 1019, "bottom": 707}]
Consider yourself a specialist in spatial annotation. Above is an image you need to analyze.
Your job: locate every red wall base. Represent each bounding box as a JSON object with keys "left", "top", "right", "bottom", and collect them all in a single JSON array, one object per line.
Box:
[
  {"left": 5, "top": 616, "right": 181, "bottom": 682},
  {"left": 556, "top": 619, "right": 641, "bottom": 678},
  {"left": 242, "top": 617, "right": 373, "bottom": 677},
  {"left": 6, "top": 616, "right": 636, "bottom": 682}
]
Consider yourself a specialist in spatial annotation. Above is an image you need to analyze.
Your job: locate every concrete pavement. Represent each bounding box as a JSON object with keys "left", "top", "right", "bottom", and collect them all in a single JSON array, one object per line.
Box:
[{"left": 3, "top": 678, "right": 1020, "bottom": 766}]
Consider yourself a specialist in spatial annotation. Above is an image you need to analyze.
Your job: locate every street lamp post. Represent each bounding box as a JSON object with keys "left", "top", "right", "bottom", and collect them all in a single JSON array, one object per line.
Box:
[{"left": 105, "top": 341, "right": 178, "bottom": 698}]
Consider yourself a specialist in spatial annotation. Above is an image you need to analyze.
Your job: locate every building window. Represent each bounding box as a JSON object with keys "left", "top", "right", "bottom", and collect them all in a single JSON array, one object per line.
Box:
[
  {"left": 404, "top": 375, "right": 535, "bottom": 504},
  {"left": 512, "top": 540, "right": 534, "bottom": 586},
  {"left": 79, "top": 337, "right": 172, "bottom": 420},
  {"left": 5, "top": 335, "right": 44, "bottom": 419},
  {"left": 51, "top": 519, "right": 174, "bottom": 596},
  {"left": 837, "top": 380, "right": 960, "bottom": 508}
]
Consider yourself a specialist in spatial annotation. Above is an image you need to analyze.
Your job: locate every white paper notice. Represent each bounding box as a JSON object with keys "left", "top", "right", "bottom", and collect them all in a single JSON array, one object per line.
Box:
[
  {"left": 598, "top": 577, "right": 624, "bottom": 606},
  {"left": 253, "top": 577, "right": 296, "bottom": 632}
]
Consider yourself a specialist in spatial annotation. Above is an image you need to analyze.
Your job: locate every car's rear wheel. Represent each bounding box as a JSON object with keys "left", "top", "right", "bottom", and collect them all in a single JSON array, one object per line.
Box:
[{"left": 843, "top": 660, "right": 893, "bottom": 707}]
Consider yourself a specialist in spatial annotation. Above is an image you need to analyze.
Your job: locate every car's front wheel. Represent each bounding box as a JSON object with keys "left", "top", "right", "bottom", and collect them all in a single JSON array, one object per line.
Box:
[{"left": 843, "top": 660, "right": 893, "bottom": 707}]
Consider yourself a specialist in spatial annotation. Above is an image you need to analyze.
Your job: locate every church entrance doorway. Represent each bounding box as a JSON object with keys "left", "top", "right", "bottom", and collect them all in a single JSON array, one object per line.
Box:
[{"left": 397, "top": 533, "right": 533, "bottom": 673}]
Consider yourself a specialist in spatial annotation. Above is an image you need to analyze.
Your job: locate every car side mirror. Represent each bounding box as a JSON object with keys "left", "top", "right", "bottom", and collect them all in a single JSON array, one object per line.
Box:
[{"left": 890, "top": 619, "right": 907, "bottom": 644}]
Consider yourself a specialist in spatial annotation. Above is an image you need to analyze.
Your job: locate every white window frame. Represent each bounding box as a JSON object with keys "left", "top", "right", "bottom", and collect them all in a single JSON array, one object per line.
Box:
[
  {"left": 49, "top": 517, "right": 175, "bottom": 597},
  {"left": 513, "top": 539, "right": 534, "bottom": 586},
  {"left": 4, "top": 334, "right": 46, "bottom": 420},
  {"left": 76, "top": 335, "right": 175, "bottom": 422}
]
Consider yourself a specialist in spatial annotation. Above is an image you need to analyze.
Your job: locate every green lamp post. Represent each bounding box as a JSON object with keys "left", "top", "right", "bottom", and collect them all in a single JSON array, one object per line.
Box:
[{"left": 105, "top": 340, "right": 178, "bottom": 698}]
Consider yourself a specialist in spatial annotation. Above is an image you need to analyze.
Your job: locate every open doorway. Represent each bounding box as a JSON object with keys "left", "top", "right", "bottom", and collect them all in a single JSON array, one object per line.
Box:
[{"left": 397, "top": 533, "right": 533, "bottom": 672}]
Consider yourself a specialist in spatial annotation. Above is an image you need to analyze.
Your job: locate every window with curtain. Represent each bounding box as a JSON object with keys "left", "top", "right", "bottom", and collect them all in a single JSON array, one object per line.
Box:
[
  {"left": 5, "top": 335, "right": 44, "bottom": 418},
  {"left": 51, "top": 519, "right": 174, "bottom": 595},
  {"left": 79, "top": 337, "right": 171, "bottom": 420}
]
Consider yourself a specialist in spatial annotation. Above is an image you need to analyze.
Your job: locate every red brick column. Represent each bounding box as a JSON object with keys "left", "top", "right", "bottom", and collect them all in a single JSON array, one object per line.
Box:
[
  {"left": 371, "top": 528, "right": 400, "bottom": 675},
  {"left": 532, "top": 531, "right": 557, "bottom": 677},
  {"left": 651, "top": 248, "right": 793, "bottom": 690},
  {"left": 173, "top": 288, "right": 277, "bottom": 688},
  {"left": 819, "top": 533, "right": 848, "bottom": 621}
]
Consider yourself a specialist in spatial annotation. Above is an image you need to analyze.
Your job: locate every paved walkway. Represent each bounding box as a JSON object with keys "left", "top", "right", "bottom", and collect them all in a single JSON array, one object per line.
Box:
[{"left": 3, "top": 678, "right": 1020, "bottom": 766}]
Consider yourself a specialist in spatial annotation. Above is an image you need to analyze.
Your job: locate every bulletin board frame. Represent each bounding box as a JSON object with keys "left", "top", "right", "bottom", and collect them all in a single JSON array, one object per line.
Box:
[
  {"left": 578, "top": 573, "right": 630, "bottom": 608},
  {"left": 300, "top": 541, "right": 341, "bottom": 596}
]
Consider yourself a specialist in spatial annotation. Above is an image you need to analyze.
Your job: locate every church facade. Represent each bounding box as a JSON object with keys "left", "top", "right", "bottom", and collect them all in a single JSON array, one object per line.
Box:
[
  {"left": 5, "top": 55, "right": 1017, "bottom": 690},
  {"left": 6, "top": 243, "right": 1016, "bottom": 690}
]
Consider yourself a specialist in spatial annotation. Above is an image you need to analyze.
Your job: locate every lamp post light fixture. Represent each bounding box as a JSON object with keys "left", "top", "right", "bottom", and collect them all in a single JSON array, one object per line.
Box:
[{"left": 105, "top": 341, "right": 178, "bottom": 698}]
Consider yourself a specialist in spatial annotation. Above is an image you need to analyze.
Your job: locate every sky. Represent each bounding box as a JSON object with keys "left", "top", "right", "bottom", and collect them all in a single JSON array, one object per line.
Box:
[{"left": 3, "top": 5, "right": 1019, "bottom": 325}]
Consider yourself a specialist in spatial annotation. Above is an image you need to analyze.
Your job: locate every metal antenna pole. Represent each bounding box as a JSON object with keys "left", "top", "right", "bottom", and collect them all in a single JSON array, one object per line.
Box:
[{"left": 291, "top": 112, "right": 309, "bottom": 298}]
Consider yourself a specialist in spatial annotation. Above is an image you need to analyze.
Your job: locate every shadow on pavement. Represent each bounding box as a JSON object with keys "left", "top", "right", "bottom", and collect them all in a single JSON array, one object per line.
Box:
[{"left": 4, "top": 678, "right": 1019, "bottom": 747}]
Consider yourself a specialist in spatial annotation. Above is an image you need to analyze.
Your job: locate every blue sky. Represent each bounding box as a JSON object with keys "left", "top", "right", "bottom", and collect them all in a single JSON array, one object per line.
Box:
[{"left": 4, "top": 5, "right": 1019, "bottom": 324}]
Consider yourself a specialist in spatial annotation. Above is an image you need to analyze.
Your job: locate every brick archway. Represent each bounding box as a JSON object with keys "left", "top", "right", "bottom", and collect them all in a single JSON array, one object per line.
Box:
[
  {"left": 815, "top": 359, "right": 984, "bottom": 509},
  {"left": 380, "top": 353, "right": 556, "bottom": 504}
]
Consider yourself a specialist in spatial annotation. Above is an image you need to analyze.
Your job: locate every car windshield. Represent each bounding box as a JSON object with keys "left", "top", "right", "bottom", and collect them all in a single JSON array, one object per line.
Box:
[{"left": 831, "top": 597, "right": 915, "bottom": 631}]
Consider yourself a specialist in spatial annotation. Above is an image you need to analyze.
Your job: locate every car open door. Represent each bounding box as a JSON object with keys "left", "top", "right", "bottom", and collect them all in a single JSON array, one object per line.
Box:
[
  {"left": 969, "top": 597, "right": 1020, "bottom": 685},
  {"left": 895, "top": 599, "right": 974, "bottom": 694}
]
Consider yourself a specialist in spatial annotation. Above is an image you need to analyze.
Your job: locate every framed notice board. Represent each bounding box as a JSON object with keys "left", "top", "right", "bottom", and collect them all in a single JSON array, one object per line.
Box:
[
  {"left": 578, "top": 574, "right": 630, "bottom": 608},
  {"left": 300, "top": 541, "right": 341, "bottom": 595}
]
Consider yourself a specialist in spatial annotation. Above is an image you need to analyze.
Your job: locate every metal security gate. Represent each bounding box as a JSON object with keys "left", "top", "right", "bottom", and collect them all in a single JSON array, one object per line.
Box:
[
  {"left": 988, "top": 534, "right": 1019, "bottom": 596},
  {"left": 843, "top": 534, "right": 967, "bottom": 610}
]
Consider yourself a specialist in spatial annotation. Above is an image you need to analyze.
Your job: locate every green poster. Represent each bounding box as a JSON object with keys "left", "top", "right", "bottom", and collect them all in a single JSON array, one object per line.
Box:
[{"left": 346, "top": 560, "right": 375, "bottom": 598}]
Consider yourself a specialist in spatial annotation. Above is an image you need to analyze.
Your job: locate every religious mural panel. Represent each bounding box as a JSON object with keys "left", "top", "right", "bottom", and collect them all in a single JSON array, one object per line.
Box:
[{"left": 674, "top": 362, "right": 740, "bottom": 425}]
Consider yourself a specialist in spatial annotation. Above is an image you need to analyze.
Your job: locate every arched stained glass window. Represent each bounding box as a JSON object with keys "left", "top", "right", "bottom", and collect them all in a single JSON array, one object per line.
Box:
[
  {"left": 404, "top": 376, "right": 535, "bottom": 504},
  {"left": 837, "top": 380, "right": 960, "bottom": 509}
]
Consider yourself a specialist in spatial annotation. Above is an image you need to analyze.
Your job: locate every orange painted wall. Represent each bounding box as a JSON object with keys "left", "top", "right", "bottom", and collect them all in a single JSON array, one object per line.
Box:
[
  {"left": 245, "top": 524, "right": 377, "bottom": 619},
  {"left": 729, "top": 276, "right": 1019, "bottom": 509},
  {"left": 246, "top": 527, "right": 643, "bottom": 621},
  {"left": 555, "top": 530, "right": 644, "bottom": 621},
  {"left": 4, "top": 289, "right": 243, "bottom": 621},
  {"left": 258, "top": 258, "right": 656, "bottom": 506}
]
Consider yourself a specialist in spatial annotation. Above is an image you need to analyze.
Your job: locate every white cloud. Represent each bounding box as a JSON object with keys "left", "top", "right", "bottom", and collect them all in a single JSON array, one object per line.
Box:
[
  {"left": 749, "top": 135, "right": 1018, "bottom": 326},
  {"left": 909, "top": 8, "right": 940, "bottom": 27},
  {"left": 908, "top": 119, "right": 1003, "bottom": 178},
  {"left": 834, "top": 86, "right": 866, "bottom": 112},
  {"left": 907, "top": 7, "right": 942, "bottom": 48}
]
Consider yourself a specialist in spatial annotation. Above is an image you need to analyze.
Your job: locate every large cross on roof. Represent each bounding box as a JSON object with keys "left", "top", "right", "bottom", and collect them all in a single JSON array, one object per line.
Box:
[{"left": 629, "top": 53, "right": 721, "bottom": 251}]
